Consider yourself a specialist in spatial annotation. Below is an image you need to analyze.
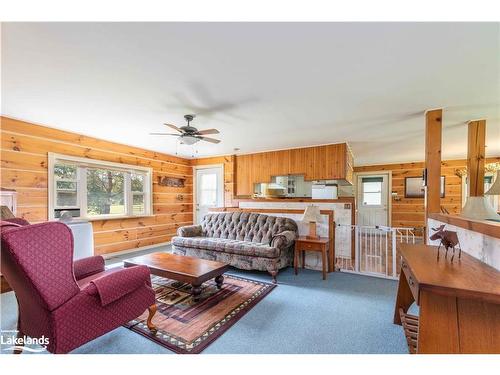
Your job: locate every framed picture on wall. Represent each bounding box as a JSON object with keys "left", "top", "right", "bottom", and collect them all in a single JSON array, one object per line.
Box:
[{"left": 405, "top": 176, "right": 445, "bottom": 198}]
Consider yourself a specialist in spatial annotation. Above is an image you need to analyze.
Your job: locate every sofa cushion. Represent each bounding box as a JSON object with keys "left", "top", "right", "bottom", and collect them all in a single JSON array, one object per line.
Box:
[
  {"left": 201, "top": 212, "right": 298, "bottom": 245},
  {"left": 171, "top": 236, "right": 281, "bottom": 259}
]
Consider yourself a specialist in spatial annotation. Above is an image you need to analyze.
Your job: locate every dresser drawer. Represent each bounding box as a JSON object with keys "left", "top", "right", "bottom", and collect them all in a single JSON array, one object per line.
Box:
[{"left": 401, "top": 259, "right": 419, "bottom": 303}]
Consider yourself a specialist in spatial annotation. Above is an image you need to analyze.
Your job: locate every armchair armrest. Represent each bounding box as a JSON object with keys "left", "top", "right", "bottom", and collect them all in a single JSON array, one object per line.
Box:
[
  {"left": 73, "top": 255, "right": 105, "bottom": 280},
  {"left": 271, "top": 230, "right": 297, "bottom": 248},
  {"left": 84, "top": 265, "right": 151, "bottom": 306},
  {"left": 177, "top": 224, "right": 203, "bottom": 237}
]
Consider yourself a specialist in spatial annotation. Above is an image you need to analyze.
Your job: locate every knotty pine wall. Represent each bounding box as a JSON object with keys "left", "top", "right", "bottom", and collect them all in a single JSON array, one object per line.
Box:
[
  {"left": 354, "top": 157, "right": 500, "bottom": 229},
  {"left": 0, "top": 116, "right": 194, "bottom": 255}
]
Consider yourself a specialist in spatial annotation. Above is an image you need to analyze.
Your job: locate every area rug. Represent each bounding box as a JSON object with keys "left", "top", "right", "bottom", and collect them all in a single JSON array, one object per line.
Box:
[{"left": 125, "top": 274, "right": 276, "bottom": 354}]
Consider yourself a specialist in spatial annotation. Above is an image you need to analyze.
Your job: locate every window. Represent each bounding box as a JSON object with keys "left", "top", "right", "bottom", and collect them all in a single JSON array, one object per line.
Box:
[
  {"left": 49, "top": 153, "right": 152, "bottom": 220},
  {"left": 54, "top": 163, "right": 79, "bottom": 208},
  {"left": 362, "top": 177, "right": 383, "bottom": 206},
  {"left": 131, "top": 173, "right": 146, "bottom": 215},
  {"left": 199, "top": 173, "right": 217, "bottom": 206},
  {"left": 86, "top": 168, "right": 126, "bottom": 216}
]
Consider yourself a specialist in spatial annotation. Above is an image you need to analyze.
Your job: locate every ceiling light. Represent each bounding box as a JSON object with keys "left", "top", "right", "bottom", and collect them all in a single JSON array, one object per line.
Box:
[{"left": 180, "top": 135, "right": 199, "bottom": 145}]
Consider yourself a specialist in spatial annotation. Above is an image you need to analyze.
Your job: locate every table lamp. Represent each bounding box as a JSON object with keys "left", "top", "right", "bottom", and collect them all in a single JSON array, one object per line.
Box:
[
  {"left": 302, "top": 205, "right": 322, "bottom": 239},
  {"left": 462, "top": 169, "right": 499, "bottom": 220}
]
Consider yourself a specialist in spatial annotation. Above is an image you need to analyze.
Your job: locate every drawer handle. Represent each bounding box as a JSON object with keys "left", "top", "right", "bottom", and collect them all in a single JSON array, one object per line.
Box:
[{"left": 408, "top": 276, "right": 414, "bottom": 287}]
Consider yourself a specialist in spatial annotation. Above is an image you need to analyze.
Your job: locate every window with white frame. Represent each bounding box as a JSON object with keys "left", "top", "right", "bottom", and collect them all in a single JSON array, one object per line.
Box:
[
  {"left": 49, "top": 153, "right": 152, "bottom": 220},
  {"left": 361, "top": 176, "right": 383, "bottom": 206}
]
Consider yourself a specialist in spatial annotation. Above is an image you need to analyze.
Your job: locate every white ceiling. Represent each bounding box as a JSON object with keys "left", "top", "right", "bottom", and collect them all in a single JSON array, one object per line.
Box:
[{"left": 2, "top": 22, "right": 499, "bottom": 165}]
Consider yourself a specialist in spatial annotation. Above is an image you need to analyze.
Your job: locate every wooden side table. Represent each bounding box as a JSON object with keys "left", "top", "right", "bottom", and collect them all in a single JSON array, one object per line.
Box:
[{"left": 294, "top": 236, "right": 332, "bottom": 280}]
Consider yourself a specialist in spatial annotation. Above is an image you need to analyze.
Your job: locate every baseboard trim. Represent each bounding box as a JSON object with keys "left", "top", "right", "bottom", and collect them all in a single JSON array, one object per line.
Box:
[{"left": 100, "top": 241, "right": 171, "bottom": 259}]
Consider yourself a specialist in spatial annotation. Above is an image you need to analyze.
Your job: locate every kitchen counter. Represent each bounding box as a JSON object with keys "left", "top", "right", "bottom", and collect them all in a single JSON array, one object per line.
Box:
[{"left": 237, "top": 197, "right": 355, "bottom": 203}]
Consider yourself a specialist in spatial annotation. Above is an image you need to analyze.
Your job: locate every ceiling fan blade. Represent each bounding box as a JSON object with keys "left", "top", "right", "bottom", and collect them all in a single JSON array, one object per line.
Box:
[
  {"left": 164, "top": 123, "right": 182, "bottom": 132},
  {"left": 196, "top": 128, "right": 220, "bottom": 135},
  {"left": 149, "top": 133, "right": 179, "bottom": 136},
  {"left": 199, "top": 136, "right": 221, "bottom": 144}
]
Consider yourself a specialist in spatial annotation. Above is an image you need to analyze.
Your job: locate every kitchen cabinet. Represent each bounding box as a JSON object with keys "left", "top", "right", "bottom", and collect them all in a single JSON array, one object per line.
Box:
[
  {"left": 235, "top": 154, "right": 254, "bottom": 196},
  {"left": 235, "top": 143, "right": 354, "bottom": 197}
]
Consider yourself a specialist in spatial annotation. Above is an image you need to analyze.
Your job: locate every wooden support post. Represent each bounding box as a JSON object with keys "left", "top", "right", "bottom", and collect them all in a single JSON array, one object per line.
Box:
[
  {"left": 467, "top": 120, "right": 486, "bottom": 197},
  {"left": 424, "top": 109, "right": 442, "bottom": 243}
]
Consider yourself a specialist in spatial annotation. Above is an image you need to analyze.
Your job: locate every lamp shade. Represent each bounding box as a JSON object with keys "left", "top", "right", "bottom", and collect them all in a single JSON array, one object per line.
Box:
[
  {"left": 461, "top": 196, "right": 499, "bottom": 220},
  {"left": 302, "top": 205, "right": 322, "bottom": 223},
  {"left": 485, "top": 170, "right": 500, "bottom": 195}
]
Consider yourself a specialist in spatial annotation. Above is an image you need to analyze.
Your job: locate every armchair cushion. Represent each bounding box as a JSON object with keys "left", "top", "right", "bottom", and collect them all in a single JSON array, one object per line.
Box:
[
  {"left": 177, "top": 224, "right": 203, "bottom": 237},
  {"left": 85, "top": 265, "right": 152, "bottom": 306},
  {"left": 270, "top": 230, "right": 297, "bottom": 249},
  {"left": 73, "top": 255, "right": 105, "bottom": 280}
]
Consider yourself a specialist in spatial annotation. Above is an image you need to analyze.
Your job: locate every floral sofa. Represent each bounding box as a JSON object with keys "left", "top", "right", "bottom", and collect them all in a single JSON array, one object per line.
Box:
[{"left": 172, "top": 212, "right": 298, "bottom": 283}]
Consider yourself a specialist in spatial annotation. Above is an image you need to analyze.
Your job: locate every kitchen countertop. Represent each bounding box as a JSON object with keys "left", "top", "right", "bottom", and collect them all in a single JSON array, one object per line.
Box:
[{"left": 236, "top": 197, "right": 355, "bottom": 203}]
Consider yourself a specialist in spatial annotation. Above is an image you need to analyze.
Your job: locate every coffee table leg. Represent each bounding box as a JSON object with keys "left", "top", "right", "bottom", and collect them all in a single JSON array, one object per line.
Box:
[
  {"left": 192, "top": 284, "right": 202, "bottom": 302},
  {"left": 215, "top": 275, "right": 224, "bottom": 289}
]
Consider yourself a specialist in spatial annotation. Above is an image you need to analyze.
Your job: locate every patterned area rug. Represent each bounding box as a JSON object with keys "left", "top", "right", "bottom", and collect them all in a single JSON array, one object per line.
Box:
[{"left": 125, "top": 274, "right": 276, "bottom": 354}]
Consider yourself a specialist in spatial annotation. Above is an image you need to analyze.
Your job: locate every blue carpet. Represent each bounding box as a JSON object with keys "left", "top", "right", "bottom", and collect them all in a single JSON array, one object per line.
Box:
[{"left": 0, "top": 266, "right": 409, "bottom": 354}]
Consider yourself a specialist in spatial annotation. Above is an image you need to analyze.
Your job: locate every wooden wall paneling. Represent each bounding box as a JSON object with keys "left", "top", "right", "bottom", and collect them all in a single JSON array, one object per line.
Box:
[
  {"left": 354, "top": 157, "right": 500, "bottom": 230},
  {"left": 424, "top": 109, "right": 443, "bottom": 221},
  {"left": 1, "top": 116, "right": 193, "bottom": 256},
  {"left": 1, "top": 117, "right": 190, "bottom": 166},
  {"left": 2, "top": 132, "right": 192, "bottom": 177},
  {"left": 467, "top": 119, "right": 486, "bottom": 197}
]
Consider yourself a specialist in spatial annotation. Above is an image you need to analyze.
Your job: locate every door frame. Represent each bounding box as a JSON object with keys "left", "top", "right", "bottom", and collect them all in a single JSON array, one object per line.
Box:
[
  {"left": 193, "top": 163, "right": 225, "bottom": 224},
  {"left": 354, "top": 170, "right": 392, "bottom": 227}
]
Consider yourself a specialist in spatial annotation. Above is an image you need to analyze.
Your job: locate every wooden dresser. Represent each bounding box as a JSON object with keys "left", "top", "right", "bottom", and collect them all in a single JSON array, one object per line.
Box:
[{"left": 394, "top": 243, "right": 500, "bottom": 354}]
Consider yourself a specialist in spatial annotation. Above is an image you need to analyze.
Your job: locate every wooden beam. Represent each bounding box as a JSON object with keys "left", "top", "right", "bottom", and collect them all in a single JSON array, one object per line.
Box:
[
  {"left": 425, "top": 109, "right": 443, "bottom": 220},
  {"left": 467, "top": 120, "right": 486, "bottom": 197}
]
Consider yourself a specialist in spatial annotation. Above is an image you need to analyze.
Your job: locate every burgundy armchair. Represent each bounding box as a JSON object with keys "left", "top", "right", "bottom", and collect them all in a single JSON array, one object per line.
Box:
[{"left": 0, "top": 220, "right": 157, "bottom": 354}]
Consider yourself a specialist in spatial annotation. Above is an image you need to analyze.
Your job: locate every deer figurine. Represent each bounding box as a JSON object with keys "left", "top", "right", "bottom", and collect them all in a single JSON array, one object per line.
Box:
[{"left": 430, "top": 224, "right": 462, "bottom": 261}]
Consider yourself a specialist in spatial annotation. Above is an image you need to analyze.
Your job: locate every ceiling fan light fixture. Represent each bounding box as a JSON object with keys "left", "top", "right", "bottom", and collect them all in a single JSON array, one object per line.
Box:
[{"left": 180, "top": 135, "right": 199, "bottom": 145}]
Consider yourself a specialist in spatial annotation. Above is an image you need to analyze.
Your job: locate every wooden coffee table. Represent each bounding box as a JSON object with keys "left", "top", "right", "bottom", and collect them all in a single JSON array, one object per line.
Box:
[{"left": 123, "top": 252, "right": 229, "bottom": 302}]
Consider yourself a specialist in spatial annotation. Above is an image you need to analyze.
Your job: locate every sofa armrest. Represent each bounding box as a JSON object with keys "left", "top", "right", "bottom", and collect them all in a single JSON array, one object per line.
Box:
[
  {"left": 84, "top": 265, "right": 151, "bottom": 306},
  {"left": 271, "top": 230, "right": 297, "bottom": 249},
  {"left": 73, "top": 255, "right": 105, "bottom": 280},
  {"left": 177, "top": 224, "right": 203, "bottom": 237}
]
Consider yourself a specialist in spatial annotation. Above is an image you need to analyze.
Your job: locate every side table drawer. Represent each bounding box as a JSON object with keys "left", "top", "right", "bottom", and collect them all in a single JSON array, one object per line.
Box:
[
  {"left": 297, "top": 241, "right": 323, "bottom": 251},
  {"left": 401, "top": 259, "right": 419, "bottom": 303}
]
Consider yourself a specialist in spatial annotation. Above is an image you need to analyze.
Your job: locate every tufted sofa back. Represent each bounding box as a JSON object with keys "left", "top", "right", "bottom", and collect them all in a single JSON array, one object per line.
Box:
[{"left": 201, "top": 212, "right": 298, "bottom": 245}]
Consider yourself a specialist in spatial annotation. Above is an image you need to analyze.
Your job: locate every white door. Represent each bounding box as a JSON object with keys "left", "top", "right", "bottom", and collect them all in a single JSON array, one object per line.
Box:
[
  {"left": 357, "top": 174, "right": 389, "bottom": 226},
  {"left": 195, "top": 166, "right": 224, "bottom": 224}
]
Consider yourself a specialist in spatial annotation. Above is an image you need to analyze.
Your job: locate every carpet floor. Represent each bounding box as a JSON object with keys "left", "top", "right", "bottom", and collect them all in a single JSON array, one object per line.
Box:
[{"left": 0, "top": 259, "right": 410, "bottom": 354}]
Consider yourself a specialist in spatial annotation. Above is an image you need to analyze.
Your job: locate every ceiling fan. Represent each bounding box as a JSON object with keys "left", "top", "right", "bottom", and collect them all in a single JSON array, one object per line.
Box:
[{"left": 150, "top": 114, "right": 221, "bottom": 145}]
